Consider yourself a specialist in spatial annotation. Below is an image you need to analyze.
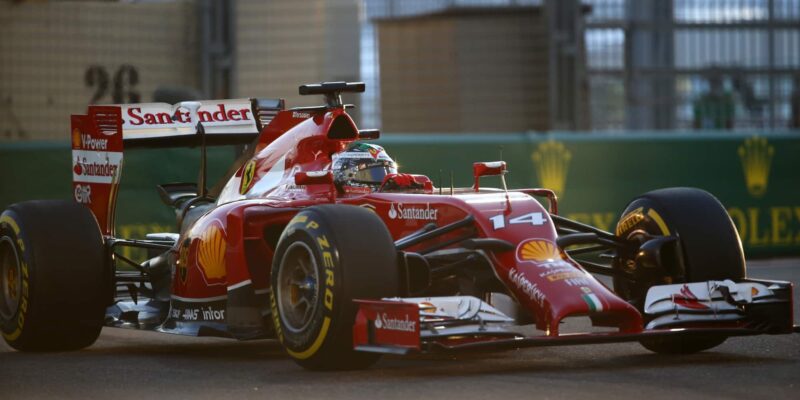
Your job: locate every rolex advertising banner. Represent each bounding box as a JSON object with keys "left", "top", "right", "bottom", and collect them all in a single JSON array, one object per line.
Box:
[
  {"left": 378, "top": 132, "right": 800, "bottom": 258},
  {"left": 1, "top": 132, "right": 799, "bottom": 258}
]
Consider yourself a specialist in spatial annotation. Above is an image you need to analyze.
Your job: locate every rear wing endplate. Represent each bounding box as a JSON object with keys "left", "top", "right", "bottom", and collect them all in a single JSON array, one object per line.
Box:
[{"left": 70, "top": 98, "right": 284, "bottom": 234}]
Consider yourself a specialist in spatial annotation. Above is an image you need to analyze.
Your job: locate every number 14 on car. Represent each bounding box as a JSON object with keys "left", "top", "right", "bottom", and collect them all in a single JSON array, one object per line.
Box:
[{"left": 489, "top": 212, "right": 547, "bottom": 230}]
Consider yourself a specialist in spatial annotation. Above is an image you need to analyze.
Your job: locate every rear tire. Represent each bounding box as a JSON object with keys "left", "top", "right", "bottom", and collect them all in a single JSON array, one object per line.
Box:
[
  {"left": 0, "top": 200, "right": 108, "bottom": 351},
  {"left": 614, "top": 188, "right": 745, "bottom": 354},
  {"left": 270, "top": 205, "right": 400, "bottom": 370}
]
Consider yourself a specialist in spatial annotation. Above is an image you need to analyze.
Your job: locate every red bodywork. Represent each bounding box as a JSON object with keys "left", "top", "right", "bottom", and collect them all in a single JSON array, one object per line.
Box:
[
  {"left": 72, "top": 103, "right": 643, "bottom": 337},
  {"left": 183, "top": 107, "right": 644, "bottom": 335}
]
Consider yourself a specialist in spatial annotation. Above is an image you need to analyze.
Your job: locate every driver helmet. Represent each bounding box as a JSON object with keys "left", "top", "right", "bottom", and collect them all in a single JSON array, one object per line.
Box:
[{"left": 331, "top": 142, "right": 397, "bottom": 194}]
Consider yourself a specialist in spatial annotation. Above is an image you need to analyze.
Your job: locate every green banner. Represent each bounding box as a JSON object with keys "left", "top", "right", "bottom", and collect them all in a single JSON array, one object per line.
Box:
[
  {"left": 379, "top": 131, "right": 800, "bottom": 258},
  {"left": 0, "top": 142, "right": 238, "bottom": 251},
  {"left": 1, "top": 131, "right": 799, "bottom": 258}
]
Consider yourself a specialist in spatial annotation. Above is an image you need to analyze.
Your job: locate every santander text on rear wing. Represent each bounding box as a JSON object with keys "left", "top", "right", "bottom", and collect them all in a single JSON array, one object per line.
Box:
[
  {"left": 121, "top": 98, "right": 280, "bottom": 147},
  {"left": 70, "top": 98, "right": 284, "bottom": 235}
]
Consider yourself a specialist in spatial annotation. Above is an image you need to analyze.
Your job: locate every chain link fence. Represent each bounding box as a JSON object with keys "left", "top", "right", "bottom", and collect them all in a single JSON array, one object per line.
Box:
[{"left": 586, "top": 0, "right": 800, "bottom": 130}]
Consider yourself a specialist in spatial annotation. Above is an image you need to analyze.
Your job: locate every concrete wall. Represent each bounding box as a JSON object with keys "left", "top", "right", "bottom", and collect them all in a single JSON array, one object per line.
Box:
[
  {"left": 0, "top": 0, "right": 363, "bottom": 141},
  {"left": 235, "top": 0, "right": 361, "bottom": 115},
  {"left": 0, "top": 0, "right": 198, "bottom": 140},
  {"left": 377, "top": 7, "right": 551, "bottom": 133}
]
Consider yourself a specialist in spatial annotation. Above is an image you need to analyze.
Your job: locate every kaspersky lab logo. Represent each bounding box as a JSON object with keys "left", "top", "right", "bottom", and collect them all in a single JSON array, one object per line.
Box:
[
  {"left": 531, "top": 140, "right": 572, "bottom": 198},
  {"left": 738, "top": 136, "right": 774, "bottom": 198}
]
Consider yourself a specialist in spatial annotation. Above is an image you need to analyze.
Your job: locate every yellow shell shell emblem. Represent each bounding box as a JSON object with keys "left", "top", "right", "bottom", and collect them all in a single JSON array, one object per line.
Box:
[
  {"left": 197, "top": 225, "right": 226, "bottom": 281},
  {"left": 517, "top": 239, "right": 561, "bottom": 262},
  {"left": 72, "top": 128, "right": 82, "bottom": 149}
]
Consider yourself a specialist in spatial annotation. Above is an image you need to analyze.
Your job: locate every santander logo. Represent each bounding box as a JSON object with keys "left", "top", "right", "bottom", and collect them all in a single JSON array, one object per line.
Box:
[
  {"left": 124, "top": 104, "right": 253, "bottom": 127},
  {"left": 388, "top": 203, "right": 438, "bottom": 221},
  {"left": 374, "top": 313, "right": 416, "bottom": 332}
]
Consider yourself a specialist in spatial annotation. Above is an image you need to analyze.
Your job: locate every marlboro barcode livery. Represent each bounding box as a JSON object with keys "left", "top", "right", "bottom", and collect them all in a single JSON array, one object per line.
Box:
[{"left": 0, "top": 82, "right": 796, "bottom": 370}]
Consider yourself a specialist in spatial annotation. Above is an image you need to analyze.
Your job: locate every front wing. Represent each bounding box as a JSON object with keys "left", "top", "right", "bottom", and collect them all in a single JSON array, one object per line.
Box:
[{"left": 353, "top": 279, "right": 797, "bottom": 355}]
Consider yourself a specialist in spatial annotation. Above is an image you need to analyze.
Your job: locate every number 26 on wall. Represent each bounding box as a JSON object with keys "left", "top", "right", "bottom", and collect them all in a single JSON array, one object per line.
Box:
[
  {"left": 85, "top": 64, "right": 141, "bottom": 104},
  {"left": 489, "top": 212, "right": 547, "bottom": 230}
]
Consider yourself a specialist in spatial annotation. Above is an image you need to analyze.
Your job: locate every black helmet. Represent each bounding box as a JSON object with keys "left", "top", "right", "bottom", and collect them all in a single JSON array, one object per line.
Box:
[{"left": 331, "top": 142, "right": 397, "bottom": 193}]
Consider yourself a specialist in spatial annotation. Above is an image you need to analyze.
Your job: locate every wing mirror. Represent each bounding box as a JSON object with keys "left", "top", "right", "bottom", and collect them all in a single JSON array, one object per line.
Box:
[
  {"left": 295, "top": 171, "right": 336, "bottom": 201},
  {"left": 358, "top": 129, "right": 380, "bottom": 140},
  {"left": 473, "top": 161, "right": 508, "bottom": 191},
  {"left": 294, "top": 171, "right": 334, "bottom": 186}
]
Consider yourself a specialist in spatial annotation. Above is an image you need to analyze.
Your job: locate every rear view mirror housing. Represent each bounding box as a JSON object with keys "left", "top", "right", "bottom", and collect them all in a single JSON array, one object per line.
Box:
[
  {"left": 294, "top": 171, "right": 334, "bottom": 186},
  {"left": 473, "top": 161, "right": 508, "bottom": 191}
]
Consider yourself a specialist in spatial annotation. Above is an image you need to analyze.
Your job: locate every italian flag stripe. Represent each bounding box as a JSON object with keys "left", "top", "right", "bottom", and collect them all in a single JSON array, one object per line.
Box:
[{"left": 582, "top": 294, "right": 604, "bottom": 312}]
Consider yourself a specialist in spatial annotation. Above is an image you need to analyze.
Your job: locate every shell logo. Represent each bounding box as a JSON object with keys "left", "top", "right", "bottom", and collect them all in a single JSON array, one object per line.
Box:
[
  {"left": 197, "top": 225, "right": 227, "bottom": 281},
  {"left": 72, "top": 128, "right": 82, "bottom": 148},
  {"left": 516, "top": 239, "right": 561, "bottom": 263}
]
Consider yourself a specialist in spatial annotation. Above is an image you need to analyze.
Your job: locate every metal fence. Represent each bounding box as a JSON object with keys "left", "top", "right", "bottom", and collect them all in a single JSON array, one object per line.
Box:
[
  {"left": 367, "top": 0, "right": 800, "bottom": 131},
  {"left": 585, "top": 0, "right": 800, "bottom": 130}
]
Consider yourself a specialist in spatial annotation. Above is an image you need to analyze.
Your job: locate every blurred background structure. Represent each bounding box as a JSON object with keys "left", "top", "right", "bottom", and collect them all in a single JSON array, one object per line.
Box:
[
  {"left": 585, "top": 0, "right": 800, "bottom": 130},
  {"left": 2, "top": 0, "right": 799, "bottom": 139}
]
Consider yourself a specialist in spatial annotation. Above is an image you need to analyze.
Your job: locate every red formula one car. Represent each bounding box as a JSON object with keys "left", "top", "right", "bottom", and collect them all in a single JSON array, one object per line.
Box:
[{"left": 1, "top": 82, "right": 796, "bottom": 370}]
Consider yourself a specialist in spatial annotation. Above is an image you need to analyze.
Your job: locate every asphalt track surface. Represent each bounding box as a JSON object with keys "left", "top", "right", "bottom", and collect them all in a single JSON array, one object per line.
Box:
[{"left": 1, "top": 259, "right": 798, "bottom": 400}]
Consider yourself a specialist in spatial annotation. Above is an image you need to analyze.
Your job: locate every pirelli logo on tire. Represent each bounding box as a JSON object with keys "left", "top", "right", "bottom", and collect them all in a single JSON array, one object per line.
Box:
[
  {"left": 0, "top": 214, "right": 31, "bottom": 343},
  {"left": 269, "top": 290, "right": 283, "bottom": 342},
  {"left": 616, "top": 207, "right": 671, "bottom": 237},
  {"left": 271, "top": 213, "right": 337, "bottom": 361},
  {"left": 316, "top": 234, "right": 334, "bottom": 313},
  {"left": 616, "top": 207, "right": 645, "bottom": 237}
]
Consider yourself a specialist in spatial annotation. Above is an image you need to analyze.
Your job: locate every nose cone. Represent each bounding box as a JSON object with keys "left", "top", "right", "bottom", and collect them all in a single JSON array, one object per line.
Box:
[{"left": 500, "top": 239, "right": 643, "bottom": 335}]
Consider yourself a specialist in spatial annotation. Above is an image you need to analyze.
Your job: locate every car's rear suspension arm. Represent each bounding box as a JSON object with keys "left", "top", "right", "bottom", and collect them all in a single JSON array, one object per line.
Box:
[{"left": 108, "top": 238, "right": 175, "bottom": 251}]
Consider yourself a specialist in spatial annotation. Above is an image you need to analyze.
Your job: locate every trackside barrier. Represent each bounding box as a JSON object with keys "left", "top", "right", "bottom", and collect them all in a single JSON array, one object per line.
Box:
[{"left": 1, "top": 130, "right": 799, "bottom": 257}]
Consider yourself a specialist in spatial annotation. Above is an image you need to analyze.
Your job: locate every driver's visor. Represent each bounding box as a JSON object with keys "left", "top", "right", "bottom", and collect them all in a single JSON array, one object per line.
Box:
[{"left": 352, "top": 162, "right": 397, "bottom": 184}]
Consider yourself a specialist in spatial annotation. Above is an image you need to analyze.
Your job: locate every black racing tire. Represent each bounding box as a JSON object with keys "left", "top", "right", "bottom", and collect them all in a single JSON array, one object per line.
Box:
[
  {"left": 0, "top": 200, "right": 108, "bottom": 351},
  {"left": 614, "top": 188, "right": 745, "bottom": 355},
  {"left": 270, "top": 204, "right": 400, "bottom": 370}
]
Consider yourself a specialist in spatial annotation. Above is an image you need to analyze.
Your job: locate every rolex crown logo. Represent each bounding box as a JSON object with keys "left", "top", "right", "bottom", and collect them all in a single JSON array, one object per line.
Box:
[
  {"left": 738, "top": 136, "right": 773, "bottom": 198},
  {"left": 531, "top": 140, "right": 572, "bottom": 197}
]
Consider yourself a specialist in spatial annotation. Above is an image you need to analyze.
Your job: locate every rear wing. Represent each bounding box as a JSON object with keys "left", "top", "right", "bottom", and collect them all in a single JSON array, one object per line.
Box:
[
  {"left": 71, "top": 98, "right": 284, "bottom": 234},
  {"left": 121, "top": 98, "right": 284, "bottom": 148}
]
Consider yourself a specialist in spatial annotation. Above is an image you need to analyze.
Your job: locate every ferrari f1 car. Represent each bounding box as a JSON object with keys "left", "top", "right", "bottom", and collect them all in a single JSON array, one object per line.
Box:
[{"left": 1, "top": 82, "right": 796, "bottom": 370}]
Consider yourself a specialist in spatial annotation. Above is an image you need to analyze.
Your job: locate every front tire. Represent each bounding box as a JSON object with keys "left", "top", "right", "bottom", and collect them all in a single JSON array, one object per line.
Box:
[
  {"left": 0, "top": 200, "right": 108, "bottom": 351},
  {"left": 270, "top": 205, "right": 400, "bottom": 370},
  {"left": 614, "top": 188, "right": 745, "bottom": 354}
]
